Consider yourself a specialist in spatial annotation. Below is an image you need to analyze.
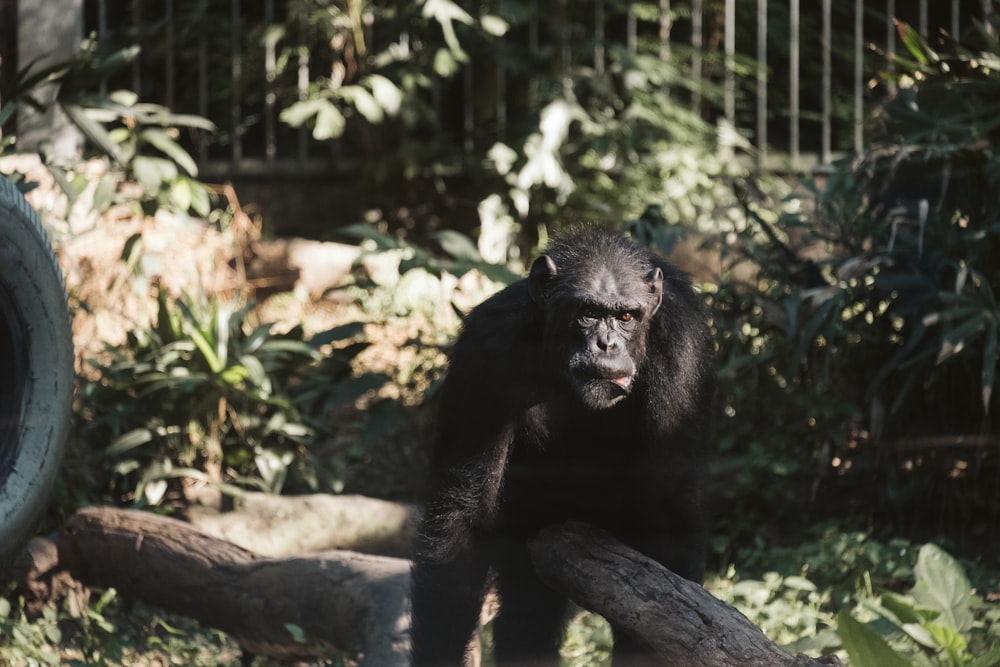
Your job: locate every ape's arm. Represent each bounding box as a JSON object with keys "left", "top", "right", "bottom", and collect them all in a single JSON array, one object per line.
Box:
[{"left": 410, "top": 353, "right": 517, "bottom": 667}]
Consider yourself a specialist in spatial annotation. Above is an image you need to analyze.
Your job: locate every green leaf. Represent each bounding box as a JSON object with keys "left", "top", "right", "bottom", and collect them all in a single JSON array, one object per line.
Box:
[
  {"left": 422, "top": 0, "right": 473, "bottom": 60},
  {"left": 284, "top": 623, "right": 307, "bottom": 643},
  {"left": 104, "top": 428, "right": 154, "bottom": 457},
  {"left": 895, "top": 19, "right": 938, "bottom": 65},
  {"left": 983, "top": 316, "right": 998, "bottom": 412},
  {"left": 312, "top": 101, "right": 346, "bottom": 139},
  {"left": 924, "top": 622, "right": 967, "bottom": 657},
  {"left": 132, "top": 155, "right": 178, "bottom": 191},
  {"left": 310, "top": 321, "right": 367, "bottom": 347},
  {"left": 433, "top": 47, "right": 460, "bottom": 77},
  {"left": 480, "top": 14, "right": 509, "bottom": 36},
  {"left": 969, "top": 646, "right": 1000, "bottom": 667},
  {"left": 911, "top": 544, "right": 974, "bottom": 632},
  {"left": 837, "top": 610, "right": 912, "bottom": 667},
  {"left": 367, "top": 74, "right": 402, "bottom": 115},
  {"left": 141, "top": 127, "right": 199, "bottom": 176},
  {"left": 279, "top": 98, "right": 327, "bottom": 127},
  {"left": 239, "top": 354, "right": 271, "bottom": 394},
  {"left": 61, "top": 103, "right": 126, "bottom": 163},
  {"left": 434, "top": 229, "right": 483, "bottom": 262},
  {"left": 347, "top": 85, "right": 383, "bottom": 124}
]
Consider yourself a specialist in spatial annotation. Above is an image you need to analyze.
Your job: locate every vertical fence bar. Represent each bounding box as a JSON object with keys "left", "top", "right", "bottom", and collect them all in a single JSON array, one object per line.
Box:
[
  {"left": 722, "top": 0, "right": 735, "bottom": 158},
  {"left": 297, "top": 17, "right": 309, "bottom": 163},
  {"left": 952, "top": 0, "right": 960, "bottom": 36},
  {"left": 660, "top": 0, "right": 671, "bottom": 92},
  {"left": 821, "top": 0, "right": 831, "bottom": 164},
  {"left": 919, "top": 0, "right": 928, "bottom": 35},
  {"left": 691, "top": 0, "right": 702, "bottom": 114},
  {"left": 131, "top": 0, "right": 142, "bottom": 96},
  {"left": 264, "top": 0, "right": 276, "bottom": 163},
  {"left": 757, "top": 0, "right": 767, "bottom": 166},
  {"left": 197, "top": 5, "right": 207, "bottom": 163},
  {"left": 790, "top": 0, "right": 800, "bottom": 168},
  {"left": 98, "top": 0, "right": 108, "bottom": 94},
  {"left": 854, "top": 0, "right": 863, "bottom": 154},
  {"left": 231, "top": 0, "right": 242, "bottom": 165},
  {"left": 595, "top": 0, "right": 605, "bottom": 75},
  {"left": 464, "top": 59, "right": 474, "bottom": 153},
  {"left": 886, "top": 0, "right": 895, "bottom": 56},
  {"left": 165, "top": 0, "right": 175, "bottom": 111},
  {"left": 627, "top": 5, "right": 636, "bottom": 54}
]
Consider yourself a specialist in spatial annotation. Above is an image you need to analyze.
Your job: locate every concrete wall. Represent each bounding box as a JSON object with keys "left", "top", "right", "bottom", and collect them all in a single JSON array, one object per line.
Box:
[{"left": 16, "top": 0, "right": 83, "bottom": 161}]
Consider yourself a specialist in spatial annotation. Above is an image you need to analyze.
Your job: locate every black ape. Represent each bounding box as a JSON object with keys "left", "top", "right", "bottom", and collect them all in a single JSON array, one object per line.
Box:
[{"left": 410, "top": 228, "right": 713, "bottom": 666}]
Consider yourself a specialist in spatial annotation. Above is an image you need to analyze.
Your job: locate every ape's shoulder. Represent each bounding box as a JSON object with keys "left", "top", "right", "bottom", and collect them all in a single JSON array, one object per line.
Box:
[{"left": 457, "top": 280, "right": 540, "bottom": 345}]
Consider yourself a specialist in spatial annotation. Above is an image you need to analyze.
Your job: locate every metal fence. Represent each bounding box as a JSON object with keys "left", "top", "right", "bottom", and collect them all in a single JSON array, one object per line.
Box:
[{"left": 78, "top": 0, "right": 990, "bottom": 176}]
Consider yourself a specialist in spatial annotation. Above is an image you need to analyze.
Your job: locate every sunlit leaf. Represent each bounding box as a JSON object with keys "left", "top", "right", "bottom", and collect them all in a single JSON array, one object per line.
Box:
[
  {"left": 837, "top": 610, "right": 911, "bottom": 667},
  {"left": 480, "top": 14, "right": 509, "bottom": 36},
  {"left": 347, "top": 85, "right": 383, "bottom": 124},
  {"left": 368, "top": 74, "right": 402, "bottom": 115},
  {"left": 422, "top": 0, "right": 473, "bottom": 60},
  {"left": 141, "top": 128, "right": 199, "bottom": 177},
  {"left": 983, "top": 316, "right": 998, "bottom": 413},
  {"left": 433, "top": 48, "right": 460, "bottom": 77},
  {"left": 313, "top": 101, "right": 346, "bottom": 139},
  {"left": 104, "top": 428, "right": 154, "bottom": 457},
  {"left": 911, "top": 544, "right": 974, "bottom": 632},
  {"left": 61, "top": 103, "right": 126, "bottom": 163}
]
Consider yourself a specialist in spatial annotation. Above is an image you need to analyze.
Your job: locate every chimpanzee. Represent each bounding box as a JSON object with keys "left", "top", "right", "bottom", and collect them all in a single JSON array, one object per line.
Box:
[{"left": 410, "top": 227, "right": 714, "bottom": 666}]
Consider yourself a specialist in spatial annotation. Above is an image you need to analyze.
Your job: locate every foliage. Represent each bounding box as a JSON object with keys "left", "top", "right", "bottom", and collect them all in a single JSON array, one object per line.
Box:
[
  {"left": 838, "top": 544, "right": 1000, "bottom": 667},
  {"left": 268, "top": 0, "right": 750, "bottom": 253},
  {"left": 1, "top": 39, "right": 215, "bottom": 217},
  {"left": 75, "top": 290, "right": 385, "bottom": 505},
  {"left": 706, "top": 13, "right": 1000, "bottom": 556},
  {"left": 0, "top": 588, "right": 300, "bottom": 666}
]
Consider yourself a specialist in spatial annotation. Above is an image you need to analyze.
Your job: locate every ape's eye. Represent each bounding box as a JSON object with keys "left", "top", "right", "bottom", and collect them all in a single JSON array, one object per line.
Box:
[
  {"left": 581, "top": 307, "right": 601, "bottom": 320},
  {"left": 618, "top": 312, "right": 634, "bottom": 323}
]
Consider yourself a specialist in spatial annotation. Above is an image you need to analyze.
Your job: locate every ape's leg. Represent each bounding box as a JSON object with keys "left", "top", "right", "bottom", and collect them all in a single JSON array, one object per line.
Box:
[
  {"left": 410, "top": 552, "right": 490, "bottom": 666},
  {"left": 491, "top": 542, "right": 566, "bottom": 666}
]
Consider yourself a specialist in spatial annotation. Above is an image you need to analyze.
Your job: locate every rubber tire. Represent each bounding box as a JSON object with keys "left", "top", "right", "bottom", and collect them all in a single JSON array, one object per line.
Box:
[{"left": 0, "top": 175, "right": 73, "bottom": 566}]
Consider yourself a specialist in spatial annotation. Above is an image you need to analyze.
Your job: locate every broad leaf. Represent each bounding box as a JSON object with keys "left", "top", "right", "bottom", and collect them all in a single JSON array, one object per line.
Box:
[{"left": 837, "top": 610, "right": 911, "bottom": 667}]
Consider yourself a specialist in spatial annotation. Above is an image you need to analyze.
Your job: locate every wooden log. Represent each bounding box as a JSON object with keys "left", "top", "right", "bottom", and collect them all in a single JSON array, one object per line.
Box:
[
  {"left": 528, "top": 522, "right": 842, "bottom": 667},
  {"left": 183, "top": 491, "right": 419, "bottom": 558},
  {"left": 57, "top": 507, "right": 411, "bottom": 664}
]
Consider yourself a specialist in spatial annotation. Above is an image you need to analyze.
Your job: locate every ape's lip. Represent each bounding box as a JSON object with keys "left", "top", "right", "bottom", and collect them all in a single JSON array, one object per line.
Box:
[{"left": 608, "top": 375, "right": 632, "bottom": 390}]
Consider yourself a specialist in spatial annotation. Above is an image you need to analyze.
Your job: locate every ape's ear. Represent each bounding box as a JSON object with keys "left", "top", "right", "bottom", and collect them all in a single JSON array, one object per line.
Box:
[
  {"left": 646, "top": 267, "right": 664, "bottom": 316},
  {"left": 528, "top": 255, "right": 558, "bottom": 303}
]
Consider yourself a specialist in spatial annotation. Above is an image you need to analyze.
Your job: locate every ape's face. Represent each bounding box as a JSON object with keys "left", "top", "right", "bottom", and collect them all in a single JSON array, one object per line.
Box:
[{"left": 530, "top": 256, "right": 664, "bottom": 410}]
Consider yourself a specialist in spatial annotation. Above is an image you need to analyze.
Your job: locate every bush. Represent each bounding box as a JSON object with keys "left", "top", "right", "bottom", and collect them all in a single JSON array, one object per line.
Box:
[{"left": 707, "top": 12, "right": 1000, "bottom": 558}]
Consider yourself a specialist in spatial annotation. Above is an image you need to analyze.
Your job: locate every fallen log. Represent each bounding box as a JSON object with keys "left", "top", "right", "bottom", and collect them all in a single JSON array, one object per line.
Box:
[
  {"left": 52, "top": 507, "right": 839, "bottom": 666},
  {"left": 57, "top": 507, "right": 410, "bottom": 664},
  {"left": 183, "top": 491, "right": 419, "bottom": 558},
  {"left": 529, "top": 522, "right": 842, "bottom": 667}
]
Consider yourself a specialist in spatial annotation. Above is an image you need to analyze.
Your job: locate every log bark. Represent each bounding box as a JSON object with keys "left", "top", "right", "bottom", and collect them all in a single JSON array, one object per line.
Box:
[
  {"left": 529, "top": 522, "right": 842, "bottom": 667},
  {"left": 57, "top": 507, "right": 411, "bottom": 665},
  {"left": 184, "top": 491, "right": 419, "bottom": 558}
]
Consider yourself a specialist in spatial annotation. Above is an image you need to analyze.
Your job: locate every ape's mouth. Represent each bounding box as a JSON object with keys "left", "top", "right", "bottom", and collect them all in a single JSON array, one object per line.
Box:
[{"left": 608, "top": 375, "right": 632, "bottom": 391}]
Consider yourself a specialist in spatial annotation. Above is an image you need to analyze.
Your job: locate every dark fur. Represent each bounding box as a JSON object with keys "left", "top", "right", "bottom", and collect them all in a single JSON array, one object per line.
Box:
[{"left": 410, "top": 228, "right": 714, "bottom": 666}]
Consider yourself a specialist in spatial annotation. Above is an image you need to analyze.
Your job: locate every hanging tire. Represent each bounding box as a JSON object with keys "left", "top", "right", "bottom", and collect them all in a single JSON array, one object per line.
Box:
[{"left": 0, "top": 175, "right": 73, "bottom": 566}]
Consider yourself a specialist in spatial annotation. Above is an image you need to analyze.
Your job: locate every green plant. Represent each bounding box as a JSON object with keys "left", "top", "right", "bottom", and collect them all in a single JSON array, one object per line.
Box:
[
  {"left": 706, "top": 13, "right": 1000, "bottom": 555},
  {"left": 838, "top": 543, "right": 1000, "bottom": 667},
  {"left": 0, "top": 588, "right": 119, "bottom": 665},
  {"left": 1, "top": 39, "right": 216, "bottom": 217},
  {"left": 76, "top": 290, "right": 379, "bottom": 504}
]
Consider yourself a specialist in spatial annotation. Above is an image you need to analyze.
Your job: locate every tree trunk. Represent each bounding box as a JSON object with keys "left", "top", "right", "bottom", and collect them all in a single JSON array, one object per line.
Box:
[
  {"left": 528, "top": 522, "right": 842, "bottom": 667},
  {"left": 57, "top": 507, "right": 411, "bottom": 664}
]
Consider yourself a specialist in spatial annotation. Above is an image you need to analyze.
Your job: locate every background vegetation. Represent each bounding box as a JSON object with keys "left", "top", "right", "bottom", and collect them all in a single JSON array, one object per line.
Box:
[{"left": 3, "top": 0, "right": 1000, "bottom": 665}]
